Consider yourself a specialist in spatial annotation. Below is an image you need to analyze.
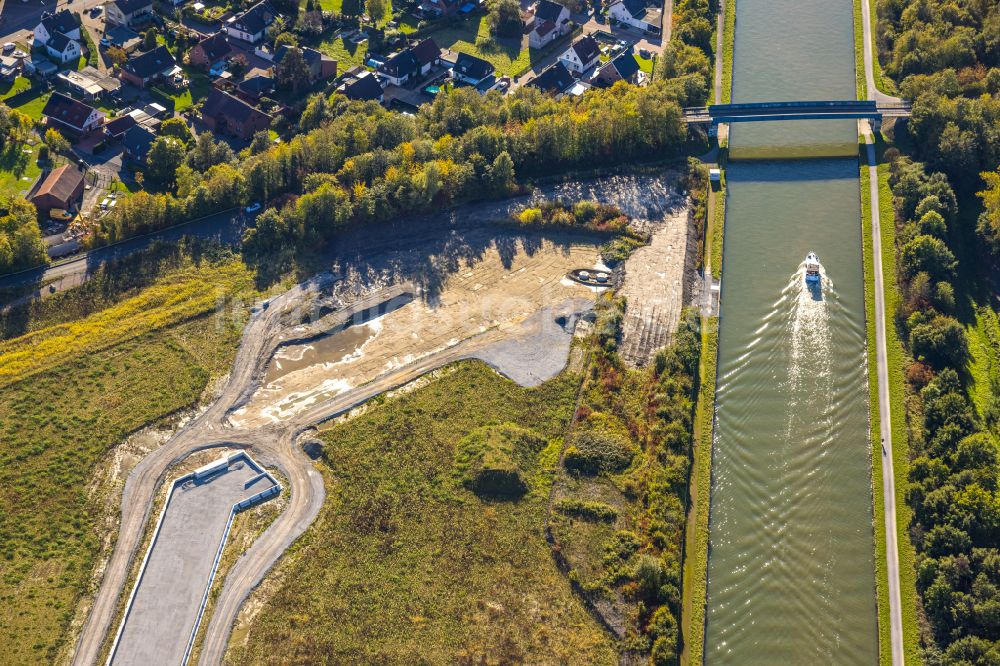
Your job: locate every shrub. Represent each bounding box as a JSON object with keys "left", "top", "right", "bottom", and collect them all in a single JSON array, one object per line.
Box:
[
  {"left": 910, "top": 315, "right": 968, "bottom": 368},
  {"left": 455, "top": 423, "right": 546, "bottom": 499},
  {"left": 518, "top": 207, "right": 542, "bottom": 225},
  {"left": 563, "top": 430, "right": 636, "bottom": 475},
  {"left": 555, "top": 499, "right": 618, "bottom": 522}
]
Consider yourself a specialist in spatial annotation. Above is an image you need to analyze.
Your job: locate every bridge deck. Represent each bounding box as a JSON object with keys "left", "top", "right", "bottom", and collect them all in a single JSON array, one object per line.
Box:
[{"left": 682, "top": 99, "right": 911, "bottom": 124}]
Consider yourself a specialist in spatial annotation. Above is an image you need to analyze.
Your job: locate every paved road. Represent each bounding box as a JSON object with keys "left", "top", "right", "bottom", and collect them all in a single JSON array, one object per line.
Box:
[
  {"left": 860, "top": 0, "right": 903, "bottom": 105},
  {"left": 861, "top": 0, "right": 904, "bottom": 659}
]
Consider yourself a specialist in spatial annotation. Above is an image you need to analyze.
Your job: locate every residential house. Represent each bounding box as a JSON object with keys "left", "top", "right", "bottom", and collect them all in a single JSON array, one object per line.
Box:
[
  {"left": 57, "top": 71, "right": 103, "bottom": 99},
  {"left": 338, "top": 71, "right": 384, "bottom": 103},
  {"left": 377, "top": 39, "right": 439, "bottom": 86},
  {"left": 451, "top": 52, "right": 494, "bottom": 87},
  {"left": 121, "top": 124, "right": 156, "bottom": 160},
  {"left": 377, "top": 50, "right": 418, "bottom": 87},
  {"left": 559, "top": 35, "right": 600, "bottom": 74},
  {"left": 200, "top": 88, "right": 272, "bottom": 140},
  {"left": 236, "top": 73, "right": 275, "bottom": 103},
  {"left": 608, "top": 0, "right": 662, "bottom": 33},
  {"left": 527, "top": 61, "right": 575, "bottom": 96},
  {"left": 31, "top": 165, "right": 85, "bottom": 214},
  {"left": 119, "top": 45, "right": 176, "bottom": 88},
  {"left": 226, "top": 1, "right": 278, "bottom": 44},
  {"left": 103, "top": 0, "right": 153, "bottom": 28},
  {"left": 590, "top": 51, "right": 644, "bottom": 87},
  {"left": 102, "top": 114, "right": 137, "bottom": 140},
  {"left": 33, "top": 10, "right": 80, "bottom": 46},
  {"left": 104, "top": 25, "right": 143, "bottom": 52},
  {"left": 410, "top": 38, "right": 440, "bottom": 75},
  {"left": 46, "top": 32, "right": 82, "bottom": 65},
  {"left": 0, "top": 56, "right": 21, "bottom": 82},
  {"left": 273, "top": 45, "right": 337, "bottom": 83},
  {"left": 527, "top": 0, "right": 572, "bottom": 49},
  {"left": 41, "top": 92, "right": 105, "bottom": 136},
  {"left": 188, "top": 33, "right": 233, "bottom": 70},
  {"left": 417, "top": 0, "right": 460, "bottom": 17}
]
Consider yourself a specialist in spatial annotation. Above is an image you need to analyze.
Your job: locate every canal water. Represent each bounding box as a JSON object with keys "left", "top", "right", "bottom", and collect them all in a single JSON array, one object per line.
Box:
[{"left": 703, "top": 0, "right": 879, "bottom": 662}]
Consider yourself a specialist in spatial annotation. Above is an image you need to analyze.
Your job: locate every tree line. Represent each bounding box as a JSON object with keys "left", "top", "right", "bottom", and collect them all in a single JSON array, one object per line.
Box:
[
  {"left": 93, "top": 81, "right": 697, "bottom": 277},
  {"left": 885, "top": 154, "right": 1000, "bottom": 665}
]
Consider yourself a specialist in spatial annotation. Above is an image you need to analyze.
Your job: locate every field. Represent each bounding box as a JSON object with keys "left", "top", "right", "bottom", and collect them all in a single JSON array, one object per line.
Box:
[
  {"left": 0, "top": 249, "right": 254, "bottom": 664},
  {"left": 227, "top": 361, "right": 619, "bottom": 664}
]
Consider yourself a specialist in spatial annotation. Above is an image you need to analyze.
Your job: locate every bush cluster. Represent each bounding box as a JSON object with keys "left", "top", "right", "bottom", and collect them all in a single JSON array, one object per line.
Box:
[{"left": 455, "top": 423, "right": 546, "bottom": 499}]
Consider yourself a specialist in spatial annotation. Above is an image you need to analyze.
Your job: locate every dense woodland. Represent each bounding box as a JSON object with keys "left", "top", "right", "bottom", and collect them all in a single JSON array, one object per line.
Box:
[
  {"left": 878, "top": 0, "right": 1000, "bottom": 660},
  {"left": 878, "top": 0, "right": 1000, "bottom": 200}
]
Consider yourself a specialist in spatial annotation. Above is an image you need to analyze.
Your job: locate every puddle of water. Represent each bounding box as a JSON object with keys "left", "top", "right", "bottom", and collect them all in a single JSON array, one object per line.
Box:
[{"left": 265, "top": 323, "right": 377, "bottom": 385}]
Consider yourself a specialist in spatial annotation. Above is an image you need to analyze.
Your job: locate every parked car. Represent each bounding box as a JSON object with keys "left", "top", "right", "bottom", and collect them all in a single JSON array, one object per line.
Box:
[
  {"left": 91, "top": 5, "right": 101, "bottom": 15},
  {"left": 245, "top": 202, "right": 262, "bottom": 214},
  {"left": 2, "top": 43, "right": 14, "bottom": 54},
  {"left": 639, "top": 48, "right": 651, "bottom": 59},
  {"left": 100, "top": 37, "right": 111, "bottom": 47}
]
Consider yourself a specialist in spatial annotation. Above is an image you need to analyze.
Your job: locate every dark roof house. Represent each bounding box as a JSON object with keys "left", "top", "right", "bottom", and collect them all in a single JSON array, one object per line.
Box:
[
  {"left": 226, "top": 1, "right": 278, "bottom": 44},
  {"left": 410, "top": 38, "right": 440, "bottom": 70},
  {"left": 452, "top": 52, "right": 494, "bottom": 84},
  {"left": 340, "top": 72, "right": 384, "bottom": 102},
  {"left": 36, "top": 10, "right": 80, "bottom": 42},
  {"left": 378, "top": 50, "right": 419, "bottom": 84},
  {"left": 120, "top": 45, "right": 176, "bottom": 88},
  {"left": 201, "top": 88, "right": 272, "bottom": 140},
  {"left": 121, "top": 124, "right": 155, "bottom": 160},
  {"left": 41, "top": 92, "right": 105, "bottom": 135},
  {"left": 236, "top": 73, "right": 275, "bottom": 102},
  {"left": 533, "top": 0, "right": 565, "bottom": 23},
  {"left": 591, "top": 52, "right": 642, "bottom": 87},
  {"left": 528, "top": 61, "right": 575, "bottom": 95},
  {"left": 188, "top": 32, "right": 232, "bottom": 69},
  {"left": 103, "top": 114, "right": 137, "bottom": 139}
]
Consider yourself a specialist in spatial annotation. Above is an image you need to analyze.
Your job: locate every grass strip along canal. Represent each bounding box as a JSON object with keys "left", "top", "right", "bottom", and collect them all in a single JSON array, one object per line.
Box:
[{"left": 701, "top": 0, "right": 882, "bottom": 662}]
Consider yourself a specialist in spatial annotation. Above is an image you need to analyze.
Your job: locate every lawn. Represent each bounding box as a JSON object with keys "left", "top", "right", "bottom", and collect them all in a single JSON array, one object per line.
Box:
[
  {"left": 7, "top": 87, "right": 51, "bottom": 122},
  {"left": 226, "top": 362, "right": 619, "bottom": 664},
  {"left": 0, "top": 76, "right": 33, "bottom": 101},
  {"left": 636, "top": 54, "right": 654, "bottom": 74},
  {"left": 422, "top": 16, "right": 562, "bottom": 77},
  {"left": 315, "top": 33, "right": 370, "bottom": 69},
  {"left": 0, "top": 250, "right": 254, "bottom": 664},
  {"left": 0, "top": 142, "right": 42, "bottom": 199},
  {"left": 153, "top": 70, "right": 212, "bottom": 112}
]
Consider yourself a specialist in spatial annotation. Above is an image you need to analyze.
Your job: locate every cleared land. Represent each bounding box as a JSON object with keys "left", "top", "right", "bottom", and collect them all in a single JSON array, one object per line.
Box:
[
  {"left": 232, "top": 238, "right": 606, "bottom": 428},
  {"left": 619, "top": 201, "right": 690, "bottom": 366},
  {"left": 226, "top": 362, "right": 619, "bottom": 664}
]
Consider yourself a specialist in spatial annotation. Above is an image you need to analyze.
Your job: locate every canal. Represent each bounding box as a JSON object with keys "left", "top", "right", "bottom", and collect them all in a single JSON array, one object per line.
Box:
[{"left": 703, "top": 0, "right": 879, "bottom": 663}]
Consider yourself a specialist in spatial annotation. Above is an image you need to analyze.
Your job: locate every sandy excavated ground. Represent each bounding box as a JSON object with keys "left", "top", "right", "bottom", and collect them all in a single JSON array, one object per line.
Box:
[
  {"left": 619, "top": 201, "right": 692, "bottom": 367},
  {"left": 231, "top": 239, "right": 606, "bottom": 428}
]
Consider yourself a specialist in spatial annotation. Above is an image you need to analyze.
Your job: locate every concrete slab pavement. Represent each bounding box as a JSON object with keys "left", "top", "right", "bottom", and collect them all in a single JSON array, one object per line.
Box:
[{"left": 108, "top": 456, "right": 278, "bottom": 666}]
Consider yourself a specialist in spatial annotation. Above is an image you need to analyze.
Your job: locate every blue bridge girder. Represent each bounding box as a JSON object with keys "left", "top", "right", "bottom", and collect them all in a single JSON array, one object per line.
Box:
[{"left": 682, "top": 99, "right": 912, "bottom": 124}]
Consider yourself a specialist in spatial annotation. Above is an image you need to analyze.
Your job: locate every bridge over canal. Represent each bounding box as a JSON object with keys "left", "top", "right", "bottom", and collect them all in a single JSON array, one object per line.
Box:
[{"left": 683, "top": 99, "right": 911, "bottom": 130}]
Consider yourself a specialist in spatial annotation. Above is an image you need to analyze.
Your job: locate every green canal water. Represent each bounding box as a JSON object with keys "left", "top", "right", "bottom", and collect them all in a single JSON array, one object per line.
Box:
[{"left": 703, "top": 0, "right": 879, "bottom": 662}]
